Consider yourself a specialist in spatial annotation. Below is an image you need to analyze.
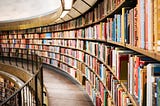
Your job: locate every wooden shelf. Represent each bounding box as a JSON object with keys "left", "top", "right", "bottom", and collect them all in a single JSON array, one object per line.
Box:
[
  {"left": 126, "top": 44, "right": 160, "bottom": 61},
  {"left": 41, "top": 51, "right": 116, "bottom": 106},
  {"left": 107, "top": 65, "right": 138, "bottom": 106},
  {"left": 107, "top": 40, "right": 125, "bottom": 47},
  {"left": 0, "top": 0, "right": 143, "bottom": 105},
  {"left": 43, "top": 55, "right": 96, "bottom": 89}
]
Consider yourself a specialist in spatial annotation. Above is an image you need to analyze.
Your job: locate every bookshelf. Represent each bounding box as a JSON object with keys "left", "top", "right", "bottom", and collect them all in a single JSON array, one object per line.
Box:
[
  {"left": 0, "top": 75, "right": 18, "bottom": 103},
  {"left": 1, "top": 0, "right": 160, "bottom": 105}
]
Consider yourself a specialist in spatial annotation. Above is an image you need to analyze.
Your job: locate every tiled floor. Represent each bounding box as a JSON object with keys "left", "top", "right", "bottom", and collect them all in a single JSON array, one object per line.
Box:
[{"left": 43, "top": 66, "right": 94, "bottom": 106}]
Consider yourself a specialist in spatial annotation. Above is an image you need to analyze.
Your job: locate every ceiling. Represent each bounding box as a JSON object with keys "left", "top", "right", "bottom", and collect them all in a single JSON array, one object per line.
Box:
[
  {"left": 0, "top": 0, "right": 97, "bottom": 30},
  {"left": 0, "top": 0, "right": 61, "bottom": 22}
]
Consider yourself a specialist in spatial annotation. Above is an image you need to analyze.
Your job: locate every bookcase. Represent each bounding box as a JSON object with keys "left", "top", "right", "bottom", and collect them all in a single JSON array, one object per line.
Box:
[
  {"left": 0, "top": 75, "right": 18, "bottom": 102},
  {"left": 1, "top": 0, "right": 160, "bottom": 105}
]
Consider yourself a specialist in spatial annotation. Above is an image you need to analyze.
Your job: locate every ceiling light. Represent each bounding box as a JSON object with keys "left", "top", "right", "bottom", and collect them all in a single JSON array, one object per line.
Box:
[
  {"left": 60, "top": 11, "right": 69, "bottom": 18},
  {"left": 64, "top": 0, "right": 73, "bottom": 10}
]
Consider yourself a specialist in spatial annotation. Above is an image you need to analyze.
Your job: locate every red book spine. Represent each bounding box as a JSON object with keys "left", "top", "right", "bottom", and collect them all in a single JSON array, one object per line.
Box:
[
  {"left": 134, "top": 56, "right": 140, "bottom": 98},
  {"left": 145, "top": 0, "right": 148, "bottom": 49}
]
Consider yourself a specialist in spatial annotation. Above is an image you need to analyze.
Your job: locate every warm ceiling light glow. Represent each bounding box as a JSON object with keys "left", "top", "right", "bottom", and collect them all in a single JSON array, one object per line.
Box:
[
  {"left": 64, "top": 0, "right": 73, "bottom": 10},
  {"left": 60, "top": 11, "right": 69, "bottom": 18}
]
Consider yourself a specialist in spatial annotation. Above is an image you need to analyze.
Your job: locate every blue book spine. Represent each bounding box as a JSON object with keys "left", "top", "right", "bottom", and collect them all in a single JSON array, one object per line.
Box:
[
  {"left": 125, "top": 10, "right": 129, "bottom": 43},
  {"left": 117, "top": 14, "right": 121, "bottom": 42},
  {"left": 86, "top": 41, "right": 88, "bottom": 51},
  {"left": 46, "top": 33, "right": 52, "bottom": 38},
  {"left": 100, "top": 64, "right": 104, "bottom": 80},
  {"left": 112, "top": 18, "right": 115, "bottom": 41},
  {"left": 140, "top": 0, "right": 145, "bottom": 49},
  {"left": 153, "top": 67, "right": 160, "bottom": 76},
  {"left": 138, "top": 67, "right": 141, "bottom": 103},
  {"left": 114, "top": 15, "right": 117, "bottom": 42},
  {"left": 26, "top": 45, "right": 29, "bottom": 49},
  {"left": 156, "top": 78, "right": 160, "bottom": 106},
  {"left": 92, "top": 89, "right": 96, "bottom": 106}
]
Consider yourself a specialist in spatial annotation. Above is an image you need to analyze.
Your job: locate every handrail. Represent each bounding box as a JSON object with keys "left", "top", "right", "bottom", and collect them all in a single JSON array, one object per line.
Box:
[{"left": 0, "top": 47, "right": 44, "bottom": 106}]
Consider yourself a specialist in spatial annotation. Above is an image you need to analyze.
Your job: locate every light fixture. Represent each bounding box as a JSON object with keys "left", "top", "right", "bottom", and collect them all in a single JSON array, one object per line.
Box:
[
  {"left": 64, "top": 0, "right": 73, "bottom": 10},
  {"left": 60, "top": 11, "right": 69, "bottom": 18},
  {"left": 59, "top": 0, "right": 73, "bottom": 18}
]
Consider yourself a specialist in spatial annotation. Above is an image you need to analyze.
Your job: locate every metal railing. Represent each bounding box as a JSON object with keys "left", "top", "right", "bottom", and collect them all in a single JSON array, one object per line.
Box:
[{"left": 0, "top": 47, "right": 44, "bottom": 106}]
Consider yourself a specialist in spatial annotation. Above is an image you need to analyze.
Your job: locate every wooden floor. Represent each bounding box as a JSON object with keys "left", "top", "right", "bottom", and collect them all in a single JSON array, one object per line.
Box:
[
  {"left": 0, "top": 59, "right": 94, "bottom": 106},
  {"left": 43, "top": 66, "right": 94, "bottom": 106}
]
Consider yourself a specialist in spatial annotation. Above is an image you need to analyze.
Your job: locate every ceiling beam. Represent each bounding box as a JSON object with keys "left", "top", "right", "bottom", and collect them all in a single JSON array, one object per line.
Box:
[
  {"left": 72, "top": 7, "right": 82, "bottom": 15},
  {"left": 81, "top": 0, "right": 91, "bottom": 7}
]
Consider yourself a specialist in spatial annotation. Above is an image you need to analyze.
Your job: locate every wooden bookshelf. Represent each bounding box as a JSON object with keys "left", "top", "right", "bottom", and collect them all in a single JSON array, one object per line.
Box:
[{"left": 1, "top": 0, "right": 158, "bottom": 105}]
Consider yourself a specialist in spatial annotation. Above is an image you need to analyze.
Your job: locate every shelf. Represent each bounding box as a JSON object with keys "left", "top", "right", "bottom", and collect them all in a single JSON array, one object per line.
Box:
[
  {"left": 126, "top": 44, "right": 160, "bottom": 61},
  {"left": 107, "top": 65, "right": 138, "bottom": 106},
  {"left": 0, "top": 0, "right": 144, "bottom": 105},
  {"left": 44, "top": 62, "right": 110, "bottom": 106},
  {"left": 107, "top": 40, "right": 125, "bottom": 47},
  {"left": 45, "top": 62, "right": 85, "bottom": 87},
  {"left": 73, "top": 46, "right": 138, "bottom": 106},
  {"left": 78, "top": 38, "right": 107, "bottom": 43},
  {"left": 43, "top": 57, "right": 105, "bottom": 97},
  {"left": 40, "top": 0, "right": 134, "bottom": 33},
  {"left": 41, "top": 51, "right": 116, "bottom": 105}
]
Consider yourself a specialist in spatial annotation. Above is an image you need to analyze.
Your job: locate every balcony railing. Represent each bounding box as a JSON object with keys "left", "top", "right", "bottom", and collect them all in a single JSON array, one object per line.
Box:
[{"left": 0, "top": 47, "right": 44, "bottom": 106}]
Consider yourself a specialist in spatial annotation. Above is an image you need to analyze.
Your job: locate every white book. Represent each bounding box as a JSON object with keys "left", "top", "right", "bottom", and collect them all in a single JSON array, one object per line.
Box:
[
  {"left": 129, "top": 56, "right": 134, "bottom": 95},
  {"left": 147, "top": 64, "right": 160, "bottom": 106}
]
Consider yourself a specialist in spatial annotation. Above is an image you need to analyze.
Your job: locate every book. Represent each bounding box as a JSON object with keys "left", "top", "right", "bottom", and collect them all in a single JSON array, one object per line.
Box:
[
  {"left": 117, "top": 14, "right": 121, "bottom": 42},
  {"left": 139, "top": 0, "right": 145, "bottom": 49},
  {"left": 117, "top": 52, "right": 129, "bottom": 80},
  {"left": 153, "top": 0, "right": 158, "bottom": 51},
  {"left": 147, "top": 63, "right": 160, "bottom": 106},
  {"left": 128, "top": 54, "right": 135, "bottom": 95},
  {"left": 121, "top": 7, "right": 129, "bottom": 44},
  {"left": 145, "top": 0, "right": 148, "bottom": 49},
  {"left": 156, "top": 78, "right": 160, "bottom": 106},
  {"left": 134, "top": 55, "right": 154, "bottom": 99},
  {"left": 138, "top": 66, "right": 147, "bottom": 105}
]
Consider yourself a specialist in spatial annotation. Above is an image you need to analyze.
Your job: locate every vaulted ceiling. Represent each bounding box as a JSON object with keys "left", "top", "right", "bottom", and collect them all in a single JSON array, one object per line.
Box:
[
  {"left": 0, "top": 0, "right": 61, "bottom": 22},
  {"left": 0, "top": 0, "right": 97, "bottom": 30}
]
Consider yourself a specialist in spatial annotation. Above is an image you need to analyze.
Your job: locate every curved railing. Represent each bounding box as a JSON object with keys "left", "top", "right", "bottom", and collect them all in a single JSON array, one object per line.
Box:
[{"left": 0, "top": 47, "right": 44, "bottom": 106}]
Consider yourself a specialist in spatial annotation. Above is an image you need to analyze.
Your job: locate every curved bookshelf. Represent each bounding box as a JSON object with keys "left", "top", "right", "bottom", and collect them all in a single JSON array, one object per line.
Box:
[
  {"left": 0, "top": 0, "right": 157, "bottom": 105},
  {"left": 42, "top": 51, "right": 116, "bottom": 106}
]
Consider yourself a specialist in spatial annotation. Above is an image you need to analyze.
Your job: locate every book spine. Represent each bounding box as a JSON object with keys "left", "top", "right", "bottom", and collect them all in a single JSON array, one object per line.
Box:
[
  {"left": 117, "top": 14, "right": 121, "bottom": 42},
  {"left": 121, "top": 8, "right": 125, "bottom": 44},
  {"left": 157, "top": 0, "right": 160, "bottom": 52},
  {"left": 140, "top": 0, "right": 145, "bottom": 49},
  {"left": 148, "top": 0, "right": 154, "bottom": 50},
  {"left": 154, "top": 0, "right": 158, "bottom": 51},
  {"left": 156, "top": 78, "right": 160, "bottom": 106}
]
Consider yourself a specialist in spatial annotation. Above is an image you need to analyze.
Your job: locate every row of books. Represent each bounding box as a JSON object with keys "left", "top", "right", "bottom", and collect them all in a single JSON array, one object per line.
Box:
[
  {"left": 108, "top": 47, "right": 160, "bottom": 106},
  {"left": 41, "top": 50, "right": 111, "bottom": 105},
  {"left": 0, "top": 75, "right": 17, "bottom": 101},
  {"left": 5, "top": 41, "right": 160, "bottom": 105},
  {"left": 0, "top": 0, "right": 147, "bottom": 52},
  {"left": 128, "top": 56, "right": 160, "bottom": 106},
  {"left": 46, "top": 44, "right": 160, "bottom": 105},
  {"left": 60, "top": 48, "right": 77, "bottom": 58},
  {"left": 2, "top": 0, "right": 126, "bottom": 33}
]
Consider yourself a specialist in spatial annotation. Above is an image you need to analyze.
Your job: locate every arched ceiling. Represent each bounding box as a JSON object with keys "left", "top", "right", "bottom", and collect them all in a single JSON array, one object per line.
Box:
[
  {"left": 0, "top": 0, "right": 61, "bottom": 22},
  {"left": 0, "top": 0, "right": 97, "bottom": 30}
]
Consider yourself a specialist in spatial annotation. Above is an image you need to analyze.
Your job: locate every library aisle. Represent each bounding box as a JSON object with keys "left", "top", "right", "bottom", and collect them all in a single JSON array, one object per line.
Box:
[{"left": 43, "top": 67, "right": 94, "bottom": 106}]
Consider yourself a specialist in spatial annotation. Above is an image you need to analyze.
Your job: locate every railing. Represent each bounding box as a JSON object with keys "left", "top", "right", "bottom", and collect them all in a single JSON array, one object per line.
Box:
[{"left": 0, "top": 46, "right": 44, "bottom": 106}]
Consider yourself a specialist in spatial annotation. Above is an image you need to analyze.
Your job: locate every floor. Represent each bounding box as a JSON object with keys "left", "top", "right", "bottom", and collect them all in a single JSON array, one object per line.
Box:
[
  {"left": 0, "top": 59, "right": 94, "bottom": 106},
  {"left": 43, "top": 66, "right": 94, "bottom": 106}
]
